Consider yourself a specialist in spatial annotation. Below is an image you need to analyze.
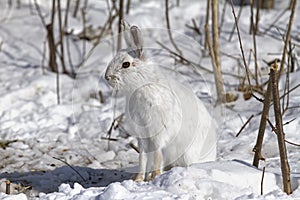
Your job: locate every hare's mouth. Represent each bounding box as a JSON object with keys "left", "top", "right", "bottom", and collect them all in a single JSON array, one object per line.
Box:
[{"left": 105, "top": 74, "right": 120, "bottom": 87}]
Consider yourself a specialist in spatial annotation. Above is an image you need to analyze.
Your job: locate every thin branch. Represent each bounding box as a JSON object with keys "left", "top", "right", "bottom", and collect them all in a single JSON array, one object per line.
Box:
[
  {"left": 228, "top": 0, "right": 244, "bottom": 42},
  {"left": 156, "top": 41, "right": 213, "bottom": 74},
  {"left": 255, "top": 0, "right": 261, "bottom": 34},
  {"left": 236, "top": 114, "right": 254, "bottom": 137},
  {"left": 255, "top": 83, "right": 300, "bottom": 116},
  {"left": 126, "top": 0, "right": 131, "bottom": 14},
  {"left": 129, "top": 142, "right": 139, "bottom": 153},
  {"left": 101, "top": 137, "right": 118, "bottom": 141},
  {"left": 205, "top": 17, "right": 225, "bottom": 104},
  {"left": 81, "top": 8, "right": 87, "bottom": 60},
  {"left": 52, "top": 157, "right": 86, "bottom": 182},
  {"left": 165, "top": 0, "right": 182, "bottom": 58},
  {"left": 285, "top": 140, "right": 300, "bottom": 147},
  {"left": 251, "top": 0, "right": 259, "bottom": 85},
  {"left": 76, "top": 3, "right": 118, "bottom": 68},
  {"left": 57, "top": 0, "right": 67, "bottom": 74},
  {"left": 106, "top": 113, "right": 124, "bottom": 150},
  {"left": 230, "top": 0, "right": 260, "bottom": 102},
  {"left": 64, "top": 0, "right": 71, "bottom": 28},
  {"left": 33, "top": 0, "right": 47, "bottom": 27},
  {"left": 278, "top": 0, "right": 297, "bottom": 78},
  {"left": 73, "top": 0, "right": 80, "bottom": 18},
  {"left": 185, "top": 18, "right": 202, "bottom": 36},
  {"left": 267, "top": 118, "right": 300, "bottom": 147},
  {"left": 204, "top": 0, "right": 210, "bottom": 50},
  {"left": 261, "top": 165, "right": 266, "bottom": 195},
  {"left": 283, "top": 118, "right": 296, "bottom": 126},
  {"left": 263, "top": 8, "right": 289, "bottom": 35},
  {"left": 280, "top": 83, "right": 300, "bottom": 101},
  {"left": 219, "top": 0, "right": 227, "bottom": 34},
  {"left": 117, "top": 0, "right": 124, "bottom": 51}
]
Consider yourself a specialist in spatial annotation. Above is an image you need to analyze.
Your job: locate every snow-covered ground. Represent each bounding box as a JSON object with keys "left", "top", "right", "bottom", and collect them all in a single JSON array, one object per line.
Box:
[{"left": 1, "top": 0, "right": 300, "bottom": 199}]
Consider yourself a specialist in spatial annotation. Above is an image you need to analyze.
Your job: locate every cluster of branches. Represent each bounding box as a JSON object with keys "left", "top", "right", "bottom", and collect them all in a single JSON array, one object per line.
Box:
[
  {"left": 165, "top": 0, "right": 299, "bottom": 196},
  {"left": 226, "top": 0, "right": 298, "bottom": 195},
  {"left": 33, "top": 0, "right": 126, "bottom": 104}
]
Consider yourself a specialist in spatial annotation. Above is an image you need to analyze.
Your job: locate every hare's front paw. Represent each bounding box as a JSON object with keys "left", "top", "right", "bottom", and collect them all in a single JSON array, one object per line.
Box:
[{"left": 134, "top": 173, "right": 145, "bottom": 182}]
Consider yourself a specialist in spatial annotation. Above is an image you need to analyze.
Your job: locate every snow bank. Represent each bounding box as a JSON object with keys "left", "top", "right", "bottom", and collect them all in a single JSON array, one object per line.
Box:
[{"left": 30, "top": 160, "right": 300, "bottom": 200}]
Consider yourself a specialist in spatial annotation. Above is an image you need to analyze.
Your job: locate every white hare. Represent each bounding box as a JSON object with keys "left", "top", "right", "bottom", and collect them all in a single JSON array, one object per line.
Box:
[{"left": 105, "top": 21, "right": 216, "bottom": 181}]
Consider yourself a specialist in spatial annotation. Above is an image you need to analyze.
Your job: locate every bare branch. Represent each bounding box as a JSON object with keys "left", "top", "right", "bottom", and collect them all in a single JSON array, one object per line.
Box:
[
  {"left": 228, "top": 0, "right": 244, "bottom": 42},
  {"left": 252, "top": 76, "right": 272, "bottom": 167},
  {"left": 261, "top": 165, "right": 266, "bottom": 195},
  {"left": 33, "top": 0, "right": 47, "bottom": 27},
  {"left": 270, "top": 62, "right": 292, "bottom": 194},
  {"left": 165, "top": 0, "right": 182, "bottom": 58},
  {"left": 117, "top": 0, "right": 124, "bottom": 51},
  {"left": 236, "top": 114, "right": 254, "bottom": 137},
  {"left": 278, "top": 0, "right": 297, "bottom": 78},
  {"left": 230, "top": 0, "right": 262, "bottom": 102},
  {"left": 52, "top": 157, "right": 86, "bottom": 182}
]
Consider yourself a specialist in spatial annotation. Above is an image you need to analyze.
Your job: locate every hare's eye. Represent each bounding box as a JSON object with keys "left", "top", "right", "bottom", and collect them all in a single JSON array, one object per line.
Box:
[{"left": 122, "top": 61, "right": 130, "bottom": 68}]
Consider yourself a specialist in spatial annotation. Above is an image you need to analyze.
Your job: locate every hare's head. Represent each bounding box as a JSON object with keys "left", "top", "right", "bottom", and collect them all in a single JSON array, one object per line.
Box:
[{"left": 105, "top": 21, "right": 146, "bottom": 90}]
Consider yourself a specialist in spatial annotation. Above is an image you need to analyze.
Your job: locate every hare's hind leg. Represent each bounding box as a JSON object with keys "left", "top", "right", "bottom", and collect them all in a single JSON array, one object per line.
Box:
[
  {"left": 135, "top": 152, "right": 147, "bottom": 182},
  {"left": 149, "top": 149, "right": 163, "bottom": 180}
]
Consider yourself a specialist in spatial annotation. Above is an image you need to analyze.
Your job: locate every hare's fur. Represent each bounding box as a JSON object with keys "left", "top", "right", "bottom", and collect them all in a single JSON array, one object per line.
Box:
[{"left": 105, "top": 21, "right": 216, "bottom": 181}]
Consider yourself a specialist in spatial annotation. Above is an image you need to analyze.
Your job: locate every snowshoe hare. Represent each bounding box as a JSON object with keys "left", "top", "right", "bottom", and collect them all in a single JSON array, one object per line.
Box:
[{"left": 105, "top": 21, "right": 216, "bottom": 181}]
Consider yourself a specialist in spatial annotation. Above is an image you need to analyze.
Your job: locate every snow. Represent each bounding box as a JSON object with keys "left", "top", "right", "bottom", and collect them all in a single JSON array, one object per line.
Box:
[{"left": 1, "top": 0, "right": 300, "bottom": 199}]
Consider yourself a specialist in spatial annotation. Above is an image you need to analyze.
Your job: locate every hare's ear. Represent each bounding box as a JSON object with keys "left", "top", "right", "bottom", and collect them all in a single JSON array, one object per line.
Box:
[
  {"left": 121, "top": 20, "right": 143, "bottom": 59},
  {"left": 130, "top": 26, "right": 143, "bottom": 59}
]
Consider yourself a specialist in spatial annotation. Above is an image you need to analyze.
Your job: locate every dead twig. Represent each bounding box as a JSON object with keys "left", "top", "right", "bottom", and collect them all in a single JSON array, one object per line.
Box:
[
  {"left": 73, "top": 0, "right": 80, "bottom": 18},
  {"left": 285, "top": 140, "right": 300, "bottom": 147},
  {"left": 0, "top": 139, "right": 18, "bottom": 149},
  {"left": 101, "top": 137, "right": 118, "bottom": 141},
  {"left": 283, "top": 118, "right": 296, "bottom": 126},
  {"left": 76, "top": 2, "right": 118, "bottom": 68},
  {"left": 228, "top": 0, "right": 244, "bottom": 41},
  {"left": 185, "top": 18, "right": 201, "bottom": 36},
  {"left": 5, "top": 180, "right": 10, "bottom": 195},
  {"left": 261, "top": 165, "right": 266, "bottom": 195},
  {"left": 106, "top": 113, "right": 124, "bottom": 150},
  {"left": 236, "top": 114, "right": 254, "bottom": 137},
  {"left": 229, "top": 0, "right": 261, "bottom": 102},
  {"left": 52, "top": 156, "right": 86, "bottom": 182},
  {"left": 117, "top": 0, "right": 124, "bottom": 51},
  {"left": 156, "top": 41, "right": 212, "bottom": 74},
  {"left": 204, "top": 0, "right": 210, "bottom": 51},
  {"left": 280, "top": 83, "right": 300, "bottom": 101},
  {"left": 107, "top": 114, "right": 124, "bottom": 137},
  {"left": 98, "top": 90, "right": 105, "bottom": 104},
  {"left": 263, "top": 8, "right": 289, "bottom": 35},
  {"left": 165, "top": 0, "right": 182, "bottom": 59},
  {"left": 219, "top": 0, "right": 227, "bottom": 34},
  {"left": 282, "top": 42, "right": 293, "bottom": 115},
  {"left": 57, "top": 0, "right": 68, "bottom": 74},
  {"left": 33, "top": 0, "right": 47, "bottom": 27},
  {"left": 267, "top": 118, "right": 300, "bottom": 147},
  {"left": 129, "top": 142, "right": 139, "bottom": 153},
  {"left": 278, "top": 0, "right": 297, "bottom": 78},
  {"left": 250, "top": 0, "right": 259, "bottom": 86}
]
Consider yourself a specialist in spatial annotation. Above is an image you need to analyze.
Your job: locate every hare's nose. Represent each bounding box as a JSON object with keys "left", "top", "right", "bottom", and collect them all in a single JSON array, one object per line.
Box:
[{"left": 105, "top": 74, "right": 117, "bottom": 81}]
